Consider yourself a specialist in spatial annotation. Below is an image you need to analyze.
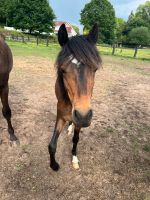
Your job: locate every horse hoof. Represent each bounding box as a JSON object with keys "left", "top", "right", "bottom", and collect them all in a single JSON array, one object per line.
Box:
[
  {"left": 72, "top": 162, "right": 80, "bottom": 170},
  {"left": 10, "top": 134, "right": 18, "bottom": 142},
  {"left": 72, "top": 156, "right": 79, "bottom": 170},
  {"left": 10, "top": 139, "right": 20, "bottom": 147},
  {"left": 50, "top": 162, "right": 60, "bottom": 171}
]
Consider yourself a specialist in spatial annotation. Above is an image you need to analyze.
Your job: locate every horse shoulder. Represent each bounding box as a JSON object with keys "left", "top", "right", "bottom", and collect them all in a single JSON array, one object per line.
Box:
[{"left": 0, "top": 40, "right": 13, "bottom": 73}]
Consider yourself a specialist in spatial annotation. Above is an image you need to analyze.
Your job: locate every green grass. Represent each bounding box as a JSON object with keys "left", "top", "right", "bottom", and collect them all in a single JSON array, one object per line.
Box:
[
  {"left": 143, "top": 144, "right": 150, "bottom": 152},
  {"left": 7, "top": 40, "right": 60, "bottom": 60},
  {"left": 97, "top": 45, "right": 150, "bottom": 61},
  {"left": 6, "top": 40, "right": 150, "bottom": 61}
]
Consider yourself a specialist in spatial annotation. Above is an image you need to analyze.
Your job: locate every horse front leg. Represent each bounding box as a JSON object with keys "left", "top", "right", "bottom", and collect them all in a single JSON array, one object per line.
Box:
[
  {"left": 67, "top": 121, "right": 74, "bottom": 135},
  {"left": 48, "top": 117, "right": 65, "bottom": 171},
  {"left": 0, "top": 84, "right": 18, "bottom": 142},
  {"left": 72, "top": 126, "right": 81, "bottom": 169}
]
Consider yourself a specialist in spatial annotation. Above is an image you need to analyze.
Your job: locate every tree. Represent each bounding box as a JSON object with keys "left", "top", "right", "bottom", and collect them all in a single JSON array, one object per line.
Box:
[
  {"left": 0, "top": 0, "right": 13, "bottom": 26},
  {"left": 0, "top": 0, "right": 6, "bottom": 25},
  {"left": 136, "top": 1, "right": 150, "bottom": 29},
  {"left": 72, "top": 25, "right": 80, "bottom": 34},
  {"left": 123, "top": 12, "right": 136, "bottom": 35},
  {"left": 80, "top": 0, "right": 116, "bottom": 44},
  {"left": 115, "top": 18, "right": 126, "bottom": 43},
  {"left": 123, "top": 1, "right": 150, "bottom": 36},
  {"left": 8, "top": 0, "right": 55, "bottom": 34},
  {"left": 128, "top": 27, "right": 150, "bottom": 46}
]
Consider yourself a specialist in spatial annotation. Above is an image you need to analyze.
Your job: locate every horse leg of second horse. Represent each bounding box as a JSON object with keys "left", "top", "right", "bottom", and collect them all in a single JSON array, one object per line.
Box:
[
  {"left": 72, "top": 126, "right": 81, "bottom": 169},
  {"left": 48, "top": 117, "right": 65, "bottom": 171},
  {"left": 0, "top": 84, "right": 17, "bottom": 141}
]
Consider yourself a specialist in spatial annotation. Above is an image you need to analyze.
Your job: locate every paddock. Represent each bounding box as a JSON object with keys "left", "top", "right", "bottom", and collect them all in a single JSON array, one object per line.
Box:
[{"left": 0, "top": 47, "right": 150, "bottom": 199}]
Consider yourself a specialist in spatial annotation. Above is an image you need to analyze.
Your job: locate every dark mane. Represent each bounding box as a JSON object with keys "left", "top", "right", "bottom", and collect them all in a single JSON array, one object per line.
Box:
[{"left": 55, "top": 35, "right": 102, "bottom": 71}]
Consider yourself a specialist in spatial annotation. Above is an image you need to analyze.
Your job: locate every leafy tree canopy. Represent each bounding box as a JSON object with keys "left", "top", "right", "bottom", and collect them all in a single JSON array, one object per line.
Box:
[
  {"left": 80, "top": 0, "right": 116, "bottom": 44},
  {"left": 115, "top": 18, "right": 126, "bottom": 43},
  {"left": 128, "top": 26, "right": 150, "bottom": 46},
  {"left": 123, "top": 1, "right": 150, "bottom": 35},
  {"left": 0, "top": 0, "right": 12, "bottom": 25},
  {"left": 8, "top": 0, "right": 55, "bottom": 34},
  {"left": 136, "top": 1, "right": 150, "bottom": 29}
]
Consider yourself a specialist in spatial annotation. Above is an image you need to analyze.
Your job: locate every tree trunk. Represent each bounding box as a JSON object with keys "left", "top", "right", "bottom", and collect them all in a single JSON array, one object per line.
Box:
[{"left": 6, "top": 18, "right": 8, "bottom": 26}]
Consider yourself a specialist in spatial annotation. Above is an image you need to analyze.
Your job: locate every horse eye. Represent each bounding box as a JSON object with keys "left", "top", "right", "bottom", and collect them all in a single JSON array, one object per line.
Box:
[{"left": 60, "top": 69, "right": 66, "bottom": 74}]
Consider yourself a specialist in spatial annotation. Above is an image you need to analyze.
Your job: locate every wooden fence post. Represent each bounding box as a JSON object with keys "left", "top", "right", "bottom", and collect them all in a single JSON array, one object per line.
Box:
[
  {"left": 37, "top": 36, "right": 39, "bottom": 45},
  {"left": 134, "top": 47, "right": 138, "bottom": 58},
  {"left": 28, "top": 36, "right": 30, "bottom": 41},
  {"left": 46, "top": 37, "right": 49, "bottom": 46},
  {"left": 112, "top": 44, "right": 116, "bottom": 55},
  {"left": 22, "top": 36, "right": 24, "bottom": 43}
]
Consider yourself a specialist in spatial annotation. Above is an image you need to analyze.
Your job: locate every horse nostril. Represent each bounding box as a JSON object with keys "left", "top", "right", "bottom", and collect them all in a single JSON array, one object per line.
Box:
[
  {"left": 74, "top": 110, "right": 82, "bottom": 120},
  {"left": 86, "top": 109, "right": 93, "bottom": 120},
  {"left": 74, "top": 109, "right": 93, "bottom": 122}
]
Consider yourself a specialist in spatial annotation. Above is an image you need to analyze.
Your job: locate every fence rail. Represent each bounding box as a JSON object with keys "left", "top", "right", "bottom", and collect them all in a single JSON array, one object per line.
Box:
[
  {"left": 6, "top": 35, "right": 56, "bottom": 46},
  {"left": 97, "top": 44, "right": 150, "bottom": 60}
]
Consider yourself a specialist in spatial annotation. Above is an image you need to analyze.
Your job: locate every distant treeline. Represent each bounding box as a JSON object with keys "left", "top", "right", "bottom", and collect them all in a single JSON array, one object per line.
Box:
[
  {"left": 0, "top": 0, "right": 55, "bottom": 34},
  {"left": 81, "top": 0, "right": 150, "bottom": 46},
  {"left": 0, "top": 0, "right": 150, "bottom": 47}
]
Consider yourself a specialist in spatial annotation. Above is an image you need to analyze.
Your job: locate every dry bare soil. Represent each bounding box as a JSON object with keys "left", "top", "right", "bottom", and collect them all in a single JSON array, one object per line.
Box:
[{"left": 0, "top": 56, "right": 150, "bottom": 200}]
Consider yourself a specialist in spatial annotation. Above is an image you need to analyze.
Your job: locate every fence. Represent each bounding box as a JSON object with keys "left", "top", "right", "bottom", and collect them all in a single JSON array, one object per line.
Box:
[
  {"left": 97, "top": 44, "right": 150, "bottom": 60},
  {"left": 6, "top": 35, "right": 150, "bottom": 60},
  {"left": 6, "top": 34, "right": 57, "bottom": 46}
]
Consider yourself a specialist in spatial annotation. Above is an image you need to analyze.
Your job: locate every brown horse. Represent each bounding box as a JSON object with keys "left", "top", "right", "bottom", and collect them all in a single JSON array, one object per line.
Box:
[
  {"left": 0, "top": 33, "right": 17, "bottom": 142},
  {"left": 48, "top": 24, "right": 101, "bottom": 171}
]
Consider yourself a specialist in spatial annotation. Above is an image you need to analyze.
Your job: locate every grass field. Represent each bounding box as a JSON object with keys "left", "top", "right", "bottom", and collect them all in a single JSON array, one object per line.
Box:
[
  {"left": 97, "top": 45, "right": 150, "bottom": 61},
  {"left": 7, "top": 40, "right": 150, "bottom": 61},
  {"left": 7, "top": 40, "right": 60, "bottom": 60}
]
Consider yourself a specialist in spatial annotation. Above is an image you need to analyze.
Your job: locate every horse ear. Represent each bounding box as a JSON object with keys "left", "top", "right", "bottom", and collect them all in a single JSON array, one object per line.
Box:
[
  {"left": 58, "top": 24, "right": 69, "bottom": 46},
  {"left": 87, "top": 23, "right": 98, "bottom": 44}
]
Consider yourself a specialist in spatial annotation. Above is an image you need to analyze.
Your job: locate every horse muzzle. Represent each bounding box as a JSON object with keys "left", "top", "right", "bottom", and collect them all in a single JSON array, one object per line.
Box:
[{"left": 72, "top": 109, "right": 93, "bottom": 127}]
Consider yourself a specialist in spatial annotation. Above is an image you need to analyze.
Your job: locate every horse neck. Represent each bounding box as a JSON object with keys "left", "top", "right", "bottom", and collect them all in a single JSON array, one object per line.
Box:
[
  {"left": 0, "top": 34, "right": 5, "bottom": 41},
  {"left": 56, "top": 72, "right": 70, "bottom": 103},
  {"left": 0, "top": 36, "right": 5, "bottom": 49},
  {"left": 0, "top": 37, "right": 3, "bottom": 44}
]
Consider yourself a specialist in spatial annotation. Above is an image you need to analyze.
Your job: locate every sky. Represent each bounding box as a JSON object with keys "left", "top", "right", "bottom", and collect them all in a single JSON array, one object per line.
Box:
[{"left": 49, "top": 0, "right": 148, "bottom": 27}]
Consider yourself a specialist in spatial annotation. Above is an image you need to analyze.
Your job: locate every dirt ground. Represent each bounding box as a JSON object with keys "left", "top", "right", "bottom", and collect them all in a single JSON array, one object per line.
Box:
[{"left": 0, "top": 55, "right": 150, "bottom": 200}]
